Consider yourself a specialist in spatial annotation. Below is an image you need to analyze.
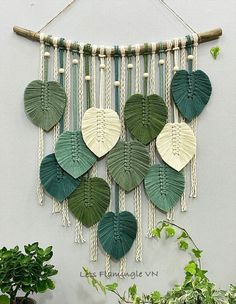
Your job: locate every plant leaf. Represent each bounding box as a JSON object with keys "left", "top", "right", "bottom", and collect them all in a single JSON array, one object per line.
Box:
[
  {"left": 156, "top": 123, "right": 196, "bottom": 171},
  {"left": 192, "top": 249, "right": 203, "bottom": 259},
  {"left": 144, "top": 164, "right": 185, "bottom": 212},
  {"left": 40, "top": 153, "right": 80, "bottom": 201},
  {"left": 171, "top": 70, "right": 212, "bottom": 122},
  {"left": 179, "top": 240, "right": 189, "bottom": 251},
  {"left": 210, "top": 46, "right": 220, "bottom": 60},
  {"left": 106, "top": 283, "right": 118, "bottom": 292},
  {"left": 165, "top": 226, "right": 176, "bottom": 238},
  {"left": 55, "top": 130, "right": 97, "bottom": 178},
  {"left": 107, "top": 140, "right": 150, "bottom": 192},
  {"left": 68, "top": 177, "right": 110, "bottom": 227},
  {"left": 98, "top": 211, "right": 137, "bottom": 260},
  {"left": 81, "top": 107, "right": 121, "bottom": 157},
  {"left": 24, "top": 80, "right": 67, "bottom": 131},
  {"left": 0, "top": 295, "right": 10, "bottom": 304},
  {"left": 124, "top": 94, "right": 168, "bottom": 145}
]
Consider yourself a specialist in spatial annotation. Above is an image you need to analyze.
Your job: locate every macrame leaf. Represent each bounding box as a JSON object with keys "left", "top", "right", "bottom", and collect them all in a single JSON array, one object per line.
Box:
[
  {"left": 98, "top": 211, "right": 137, "bottom": 260},
  {"left": 124, "top": 94, "right": 168, "bottom": 145},
  {"left": 81, "top": 107, "right": 121, "bottom": 158},
  {"left": 107, "top": 141, "right": 150, "bottom": 192},
  {"left": 24, "top": 80, "right": 67, "bottom": 131},
  {"left": 156, "top": 122, "right": 196, "bottom": 171},
  {"left": 171, "top": 70, "right": 212, "bottom": 122},
  {"left": 40, "top": 153, "right": 80, "bottom": 202},
  {"left": 68, "top": 177, "right": 110, "bottom": 227},
  {"left": 55, "top": 130, "right": 97, "bottom": 178},
  {"left": 144, "top": 164, "right": 185, "bottom": 212}
]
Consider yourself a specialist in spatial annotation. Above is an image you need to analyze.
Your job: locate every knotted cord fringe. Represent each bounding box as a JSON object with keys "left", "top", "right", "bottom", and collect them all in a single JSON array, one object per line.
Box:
[
  {"left": 133, "top": 44, "right": 143, "bottom": 262},
  {"left": 37, "top": 33, "right": 46, "bottom": 206},
  {"left": 74, "top": 43, "right": 86, "bottom": 244},
  {"left": 104, "top": 46, "right": 112, "bottom": 277},
  {"left": 119, "top": 46, "right": 128, "bottom": 276},
  {"left": 166, "top": 40, "right": 175, "bottom": 222},
  {"left": 180, "top": 36, "right": 187, "bottom": 211},
  {"left": 189, "top": 34, "right": 198, "bottom": 198},
  {"left": 52, "top": 37, "right": 62, "bottom": 214},
  {"left": 147, "top": 42, "right": 157, "bottom": 238}
]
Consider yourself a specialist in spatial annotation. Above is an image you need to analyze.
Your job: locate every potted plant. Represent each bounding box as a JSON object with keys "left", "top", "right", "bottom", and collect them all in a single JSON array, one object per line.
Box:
[{"left": 0, "top": 242, "right": 58, "bottom": 304}]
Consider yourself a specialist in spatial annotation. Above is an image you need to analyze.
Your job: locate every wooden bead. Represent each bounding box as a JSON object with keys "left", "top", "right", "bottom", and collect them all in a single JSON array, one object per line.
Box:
[
  {"left": 188, "top": 54, "right": 194, "bottom": 60},
  {"left": 72, "top": 59, "right": 79, "bottom": 64},
  {"left": 143, "top": 72, "right": 149, "bottom": 78},
  {"left": 114, "top": 81, "right": 120, "bottom": 86},
  {"left": 59, "top": 68, "right": 65, "bottom": 74},
  {"left": 159, "top": 59, "right": 165, "bottom": 65},
  {"left": 85, "top": 75, "right": 91, "bottom": 81},
  {"left": 128, "top": 63, "right": 133, "bottom": 69},
  {"left": 173, "top": 66, "right": 179, "bottom": 71},
  {"left": 100, "top": 63, "right": 106, "bottom": 69},
  {"left": 44, "top": 52, "right": 50, "bottom": 57}
]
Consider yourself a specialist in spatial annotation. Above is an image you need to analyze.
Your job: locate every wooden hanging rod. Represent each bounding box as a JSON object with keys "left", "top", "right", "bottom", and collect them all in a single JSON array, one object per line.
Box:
[{"left": 13, "top": 26, "right": 222, "bottom": 56}]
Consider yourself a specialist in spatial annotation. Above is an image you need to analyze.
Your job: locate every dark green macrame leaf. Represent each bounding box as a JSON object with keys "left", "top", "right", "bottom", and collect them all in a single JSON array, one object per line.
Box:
[
  {"left": 24, "top": 80, "right": 67, "bottom": 131},
  {"left": 98, "top": 211, "right": 137, "bottom": 260},
  {"left": 68, "top": 177, "right": 110, "bottom": 227},
  {"left": 55, "top": 130, "right": 97, "bottom": 178},
  {"left": 124, "top": 94, "right": 168, "bottom": 145},
  {"left": 144, "top": 164, "right": 185, "bottom": 213},
  {"left": 171, "top": 70, "right": 212, "bottom": 122},
  {"left": 107, "top": 141, "right": 150, "bottom": 192},
  {"left": 40, "top": 153, "right": 80, "bottom": 202}
]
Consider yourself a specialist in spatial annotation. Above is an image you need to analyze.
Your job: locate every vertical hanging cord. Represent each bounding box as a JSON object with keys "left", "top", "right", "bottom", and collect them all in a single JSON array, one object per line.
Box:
[
  {"left": 52, "top": 37, "right": 62, "bottom": 214},
  {"left": 166, "top": 40, "right": 175, "bottom": 222},
  {"left": 189, "top": 34, "right": 198, "bottom": 198},
  {"left": 37, "top": 33, "right": 46, "bottom": 205},
  {"left": 104, "top": 46, "right": 112, "bottom": 277},
  {"left": 74, "top": 43, "right": 86, "bottom": 244},
  {"left": 147, "top": 43, "right": 157, "bottom": 238},
  {"left": 180, "top": 36, "right": 188, "bottom": 211},
  {"left": 134, "top": 44, "right": 143, "bottom": 261}
]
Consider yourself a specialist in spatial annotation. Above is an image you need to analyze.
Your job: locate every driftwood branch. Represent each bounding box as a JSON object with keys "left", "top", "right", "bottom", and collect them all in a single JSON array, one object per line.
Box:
[{"left": 13, "top": 26, "right": 222, "bottom": 56}]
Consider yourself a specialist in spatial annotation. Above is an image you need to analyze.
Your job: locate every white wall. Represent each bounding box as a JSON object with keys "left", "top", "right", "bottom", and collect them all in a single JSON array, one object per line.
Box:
[{"left": 0, "top": 1, "right": 236, "bottom": 303}]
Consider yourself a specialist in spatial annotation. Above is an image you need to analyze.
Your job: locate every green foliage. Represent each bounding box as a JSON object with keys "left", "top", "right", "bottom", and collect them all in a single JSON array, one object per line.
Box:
[
  {"left": 84, "top": 221, "right": 236, "bottom": 304},
  {"left": 0, "top": 295, "right": 10, "bottom": 304},
  {"left": 0, "top": 243, "right": 58, "bottom": 303},
  {"left": 210, "top": 46, "right": 220, "bottom": 60}
]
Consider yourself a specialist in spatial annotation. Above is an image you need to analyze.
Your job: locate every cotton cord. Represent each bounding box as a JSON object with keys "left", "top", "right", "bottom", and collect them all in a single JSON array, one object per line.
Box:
[
  {"left": 180, "top": 36, "right": 188, "bottom": 211},
  {"left": 165, "top": 40, "right": 172, "bottom": 122},
  {"left": 91, "top": 45, "right": 97, "bottom": 108},
  {"left": 133, "top": 44, "right": 143, "bottom": 261},
  {"left": 64, "top": 40, "right": 72, "bottom": 131},
  {"left": 189, "top": 34, "right": 198, "bottom": 198},
  {"left": 37, "top": 33, "right": 46, "bottom": 206},
  {"left": 147, "top": 43, "right": 157, "bottom": 238}
]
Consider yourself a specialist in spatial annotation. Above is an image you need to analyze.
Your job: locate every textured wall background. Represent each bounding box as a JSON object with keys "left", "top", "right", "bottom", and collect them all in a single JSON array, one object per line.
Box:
[{"left": 0, "top": 1, "right": 235, "bottom": 303}]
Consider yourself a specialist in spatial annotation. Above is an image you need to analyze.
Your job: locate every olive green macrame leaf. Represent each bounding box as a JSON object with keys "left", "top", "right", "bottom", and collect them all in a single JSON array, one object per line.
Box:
[
  {"left": 144, "top": 164, "right": 185, "bottom": 213},
  {"left": 40, "top": 153, "right": 80, "bottom": 202},
  {"left": 171, "top": 70, "right": 212, "bottom": 122},
  {"left": 107, "top": 141, "right": 150, "bottom": 192},
  {"left": 55, "top": 130, "right": 97, "bottom": 178},
  {"left": 81, "top": 107, "right": 121, "bottom": 158},
  {"left": 156, "top": 122, "right": 196, "bottom": 171},
  {"left": 68, "top": 177, "right": 110, "bottom": 227},
  {"left": 24, "top": 80, "right": 67, "bottom": 131},
  {"left": 98, "top": 211, "right": 137, "bottom": 260},
  {"left": 124, "top": 94, "right": 168, "bottom": 145}
]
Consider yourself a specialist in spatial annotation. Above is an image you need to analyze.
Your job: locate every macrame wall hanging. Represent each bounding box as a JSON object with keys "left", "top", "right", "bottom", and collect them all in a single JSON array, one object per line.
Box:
[{"left": 14, "top": 0, "right": 222, "bottom": 277}]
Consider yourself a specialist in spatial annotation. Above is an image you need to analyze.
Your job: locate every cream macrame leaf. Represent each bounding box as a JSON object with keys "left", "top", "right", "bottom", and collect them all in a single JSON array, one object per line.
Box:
[
  {"left": 68, "top": 177, "right": 110, "bottom": 228},
  {"left": 81, "top": 107, "right": 121, "bottom": 158},
  {"left": 55, "top": 130, "right": 97, "bottom": 178},
  {"left": 40, "top": 153, "right": 80, "bottom": 202},
  {"left": 24, "top": 80, "right": 67, "bottom": 131},
  {"left": 107, "top": 141, "right": 150, "bottom": 192},
  {"left": 156, "top": 122, "right": 196, "bottom": 171},
  {"left": 171, "top": 70, "right": 212, "bottom": 122},
  {"left": 124, "top": 94, "right": 168, "bottom": 145},
  {"left": 98, "top": 211, "right": 137, "bottom": 260},
  {"left": 144, "top": 164, "right": 185, "bottom": 212}
]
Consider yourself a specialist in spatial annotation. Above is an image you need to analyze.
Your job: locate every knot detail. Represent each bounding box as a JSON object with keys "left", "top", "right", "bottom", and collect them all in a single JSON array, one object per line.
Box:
[{"left": 171, "top": 124, "right": 181, "bottom": 156}]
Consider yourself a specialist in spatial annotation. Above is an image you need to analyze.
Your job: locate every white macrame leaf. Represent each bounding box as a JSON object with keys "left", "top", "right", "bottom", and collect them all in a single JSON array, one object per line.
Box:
[
  {"left": 156, "top": 122, "right": 196, "bottom": 171},
  {"left": 81, "top": 107, "right": 121, "bottom": 158}
]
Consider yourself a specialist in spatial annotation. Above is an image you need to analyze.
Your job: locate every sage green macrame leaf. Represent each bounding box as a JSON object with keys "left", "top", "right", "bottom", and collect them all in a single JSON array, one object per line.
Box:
[
  {"left": 171, "top": 70, "right": 212, "bottom": 122},
  {"left": 98, "top": 211, "right": 137, "bottom": 260},
  {"left": 81, "top": 107, "right": 121, "bottom": 158},
  {"left": 55, "top": 130, "right": 97, "bottom": 178},
  {"left": 144, "top": 164, "right": 185, "bottom": 213},
  {"left": 156, "top": 122, "right": 196, "bottom": 171},
  {"left": 24, "top": 80, "right": 67, "bottom": 131},
  {"left": 124, "top": 94, "right": 168, "bottom": 145},
  {"left": 107, "top": 141, "right": 150, "bottom": 192},
  {"left": 40, "top": 153, "right": 80, "bottom": 202},
  {"left": 68, "top": 177, "right": 110, "bottom": 227}
]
